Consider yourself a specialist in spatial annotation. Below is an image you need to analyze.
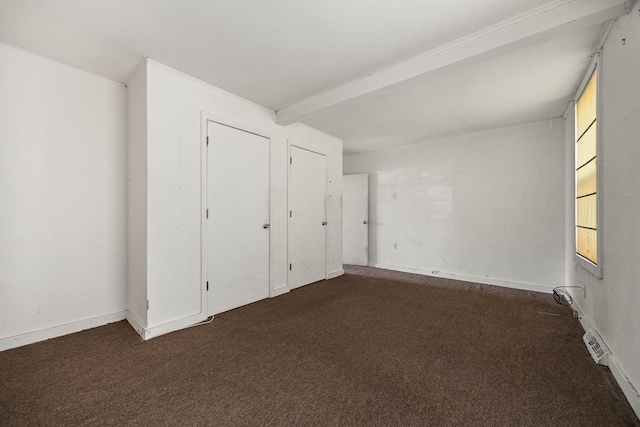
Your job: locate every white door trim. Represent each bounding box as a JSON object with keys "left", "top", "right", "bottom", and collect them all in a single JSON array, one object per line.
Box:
[
  {"left": 200, "top": 112, "right": 275, "bottom": 318},
  {"left": 287, "top": 140, "right": 329, "bottom": 290}
]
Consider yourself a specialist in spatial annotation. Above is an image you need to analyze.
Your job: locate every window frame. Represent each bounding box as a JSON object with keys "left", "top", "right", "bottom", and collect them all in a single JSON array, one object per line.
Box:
[{"left": 573, "top": 54, "right": 603, "bottom": 279}]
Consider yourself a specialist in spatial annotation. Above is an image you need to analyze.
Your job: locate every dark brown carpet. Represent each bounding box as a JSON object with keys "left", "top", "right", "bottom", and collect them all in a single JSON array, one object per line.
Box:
[{"left": 1, "top": 266, "right": 638, "bottom": 426}]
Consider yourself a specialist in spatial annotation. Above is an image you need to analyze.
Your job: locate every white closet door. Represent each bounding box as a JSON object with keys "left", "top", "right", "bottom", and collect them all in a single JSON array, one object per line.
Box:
[
  {"left": 288, "top": 145, "right": 327, "bottom": 289},
  {"left": 207, "top": 121, "right": 270, "bottom": 315},
  {"left": 343, "top": 174, "right": 369, "bottom": 266}
]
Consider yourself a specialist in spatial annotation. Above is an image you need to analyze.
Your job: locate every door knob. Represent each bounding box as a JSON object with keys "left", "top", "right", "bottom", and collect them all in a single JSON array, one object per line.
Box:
[
  {"left": 322, "top": 221, "right": 327, "bottom": 226},
  {"left": 263, "top": 223, "right": 270, "bottom": 229},
  {"left": 363, "top": 220, "right": 368, "bottom": 224}
]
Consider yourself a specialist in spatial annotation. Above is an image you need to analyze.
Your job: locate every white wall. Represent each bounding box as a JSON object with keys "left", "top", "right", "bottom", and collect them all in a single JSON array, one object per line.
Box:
[
  {"left": 138, "top": 60, "right": 342, "bottom": 331},
  {"left": 565, "top": 13, "right": 640, "bottom": 414},
  {"left": 0, "top": 44, "right": 127, "bottom": 350},
  {"left": 344, "top": 119, "right": 565, "bottom": 291},
  {"left": 127, "top": 60, "right": 148, "bottom": 326}
]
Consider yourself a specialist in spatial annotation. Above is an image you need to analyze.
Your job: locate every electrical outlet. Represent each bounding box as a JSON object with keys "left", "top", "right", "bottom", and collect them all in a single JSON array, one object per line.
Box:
[
  {"left": 431, "top": 270, "right": 439, "bottom": 275},
  {"left": 393, "top": 243, "right": 397, "bottom": 249},
  {"left": 580, "top": 283, "right": 586, "bottom": 298},
  {"left": 392, "top": 192, "right": 397, "bottom": 199}
]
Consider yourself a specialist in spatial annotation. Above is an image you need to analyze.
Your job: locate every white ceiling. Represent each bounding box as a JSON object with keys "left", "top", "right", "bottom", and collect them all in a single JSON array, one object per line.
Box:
[
  {"left": 1, "top": 0, "right": 553, "bottom": 109},
  {"left": 308, "top": 24, "right": 604, "bottom": 154},
  {"left": 0, "top": 0, "right": 614, "bottom": 153}
]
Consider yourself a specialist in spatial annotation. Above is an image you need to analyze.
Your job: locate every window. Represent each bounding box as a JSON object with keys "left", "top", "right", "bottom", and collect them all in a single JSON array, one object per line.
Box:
[{"left": 575, "top": 70, "right": 599, "bottom": 270}]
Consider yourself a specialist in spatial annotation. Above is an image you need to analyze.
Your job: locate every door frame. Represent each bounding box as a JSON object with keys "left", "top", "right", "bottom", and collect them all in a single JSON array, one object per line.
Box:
[
  {"left": 287, "top": 140, "right": 329, "bottom": 290},
  {"left": 200, "top": 112, "right": 275, "bottom": 317}
]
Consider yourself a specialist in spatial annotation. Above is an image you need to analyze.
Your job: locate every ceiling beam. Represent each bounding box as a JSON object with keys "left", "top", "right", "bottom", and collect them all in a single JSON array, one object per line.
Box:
[{"left": 276, "top": 0, "right": 632, "bottom": 126}]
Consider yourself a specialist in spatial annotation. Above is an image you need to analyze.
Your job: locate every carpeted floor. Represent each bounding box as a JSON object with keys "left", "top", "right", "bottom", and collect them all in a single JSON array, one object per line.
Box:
[{"left": 1, "top": 266, "right": 638, "bottom": 426}]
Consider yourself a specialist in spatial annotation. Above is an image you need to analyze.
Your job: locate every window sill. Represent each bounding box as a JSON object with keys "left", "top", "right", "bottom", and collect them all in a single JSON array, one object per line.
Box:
[{"left": 575, "top": 254, "right": 603, "bottom": 279}]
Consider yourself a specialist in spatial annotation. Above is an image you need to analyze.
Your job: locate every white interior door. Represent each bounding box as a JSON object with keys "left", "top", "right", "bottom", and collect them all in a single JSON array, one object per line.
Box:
[
  {"left": 343, "top": 174, "right": 369, "bottom": 266},
  {"left": 207, "top": 121, "right": 270, "bottom": 315},
  {"left": 289, "top": 145, "right": 327, "bottom": 289}
]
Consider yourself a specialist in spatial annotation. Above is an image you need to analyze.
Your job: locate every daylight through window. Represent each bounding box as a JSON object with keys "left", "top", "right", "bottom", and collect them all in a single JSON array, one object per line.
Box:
[{"left": 575, "top": 71, "right": 597, "bottom": 265}]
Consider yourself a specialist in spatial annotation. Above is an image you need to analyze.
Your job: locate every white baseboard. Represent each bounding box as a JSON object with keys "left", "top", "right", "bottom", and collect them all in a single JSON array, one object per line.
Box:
[
  {"left": 125, "top": 310, "right": 148, "bottom": 339},
  {"left": 125, "top": 310, "right": 208, "bottom": 341},
  {"left": 572, "top": 302, "right": 640, "bottom": 419},
  {"left": 0, "top": 311, "right": 126, "bottom": 352},
  {"left": 272, "top": 285, "right": 289, "bottom": 297},
  {"left": 327, "top": 269, "right": 344, "bottom": 279},
  {"left": 609, "top": 356, "right": 640, "bottom": 418},
  {"left": 572, "top": 300, "right": 596, "bottom": 340},
  {"left": 368, "top": 262, "right": 554, "bottom": 293}
]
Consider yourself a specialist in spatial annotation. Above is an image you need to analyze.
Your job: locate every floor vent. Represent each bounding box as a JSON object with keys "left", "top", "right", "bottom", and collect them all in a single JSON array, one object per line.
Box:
[{"left": 583, "top": 329, "right": 609, "bottom": 365}]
